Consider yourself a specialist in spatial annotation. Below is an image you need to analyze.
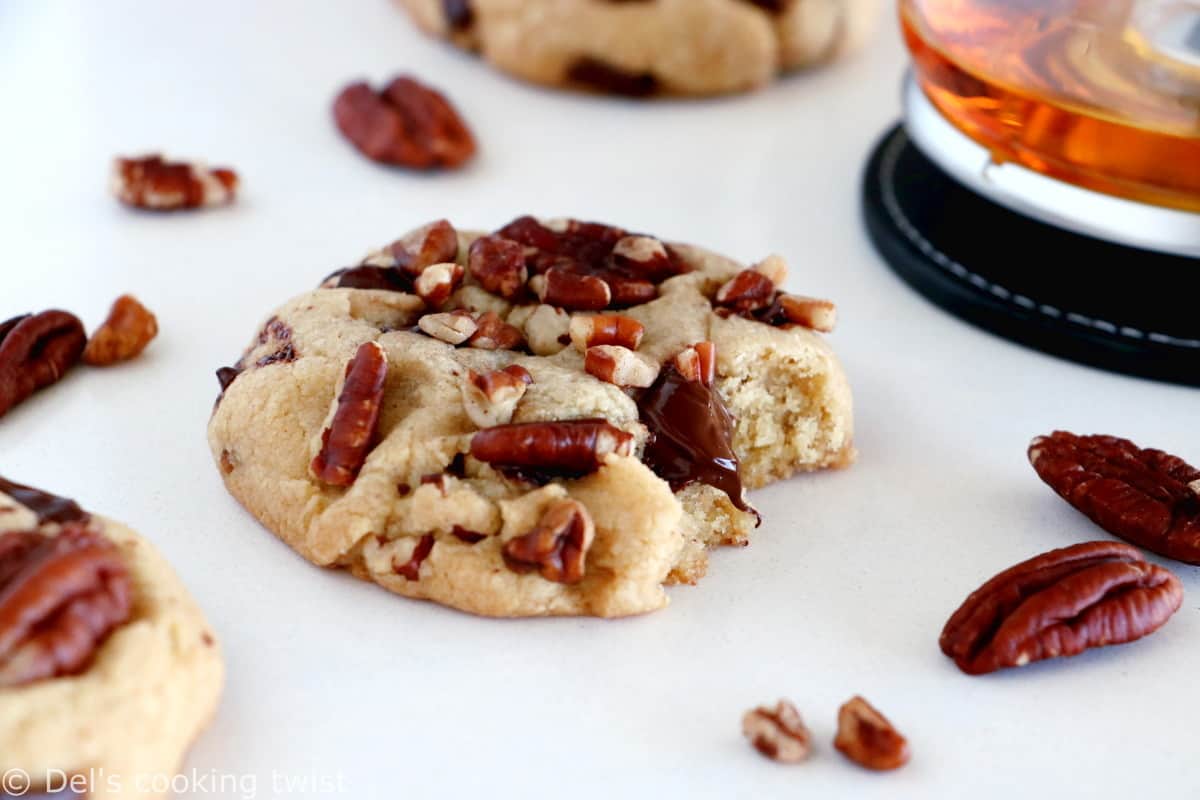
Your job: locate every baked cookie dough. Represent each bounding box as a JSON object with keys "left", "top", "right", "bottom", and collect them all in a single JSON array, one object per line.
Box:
[
  {"left": 209, "top": 216, "right": 853, "bottom": 617},
  {"left": 0, "top": 477, "right": 223, "bottom": 800},
  {"left": 398, "top": 0, "right": 879, "bottom": 96}
]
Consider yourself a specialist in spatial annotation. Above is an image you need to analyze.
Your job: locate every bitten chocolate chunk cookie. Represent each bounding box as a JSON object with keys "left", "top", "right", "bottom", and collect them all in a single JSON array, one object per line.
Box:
[
  {"left": 0, "top": 477, "right": 223, "bottom": 800},
  {"left": 397, "top": 0, "right": 879, "bottom": 96},
  {"left": 209, "top": 216, "right": 853, "bottom": 617}
]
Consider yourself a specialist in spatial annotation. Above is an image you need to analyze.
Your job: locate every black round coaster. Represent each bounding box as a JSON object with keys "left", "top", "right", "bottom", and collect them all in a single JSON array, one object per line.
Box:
[{"left": 861, "top": 124, "right": 1200, "bottom": 387}]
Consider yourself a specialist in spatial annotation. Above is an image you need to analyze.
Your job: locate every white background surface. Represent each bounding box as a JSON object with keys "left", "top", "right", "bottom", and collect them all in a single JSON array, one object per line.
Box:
[{"left": 2, "top": 2, "right": 1199, "bottom": 798}]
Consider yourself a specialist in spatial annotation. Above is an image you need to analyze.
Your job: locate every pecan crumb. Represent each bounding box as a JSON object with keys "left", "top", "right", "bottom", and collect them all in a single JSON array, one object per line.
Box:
[
  {"left": 83, "top": 295, "right": 159, "bottom": 366},
  {"left": 742, "top": 700, "right": 812, "bottom": 763},
  {"left": 834, "top": 696, "right": 910, "bottom": 771},
  {"left": 111, "top": 154, "right": 237, "bottom": 210}
]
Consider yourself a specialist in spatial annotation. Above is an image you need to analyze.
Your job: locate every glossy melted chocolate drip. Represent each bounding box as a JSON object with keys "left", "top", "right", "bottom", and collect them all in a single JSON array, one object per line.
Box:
[
  {"left": 637, "top": 366, "right": 756, "bottom": 518},
  {"left": 0, "top": 476, "right": 87, "bottom": 525}
]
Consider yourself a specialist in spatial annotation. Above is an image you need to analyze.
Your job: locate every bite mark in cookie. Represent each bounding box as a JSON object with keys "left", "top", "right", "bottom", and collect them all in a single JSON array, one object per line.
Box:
[{"left": 209, "top": 216, "right": 854, "bottom": 616}]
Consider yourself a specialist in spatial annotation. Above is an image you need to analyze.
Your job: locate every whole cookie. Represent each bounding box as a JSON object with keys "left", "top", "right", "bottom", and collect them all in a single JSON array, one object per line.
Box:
[
  {"left": 209, "top": 216, "right": 853, "bottom": 617},
  {"left": 398, "top": 0, "right": 879, "bottom": 96},
  {"left": 0, "top": 478, "right": 223, "bottom": 799}
]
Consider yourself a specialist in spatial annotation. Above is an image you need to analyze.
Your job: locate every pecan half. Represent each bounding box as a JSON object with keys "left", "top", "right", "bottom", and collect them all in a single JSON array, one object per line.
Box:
[
  {"left": 468, "top": 235, "right": 528, "bottom": 299},
  {"left": 467, "top": 311, "right": 525, "bottom": 351},
  {"left": 332, "top": 76, "right": 476, "bottom": 169},
  {"left": 834, "top": 696, "right": 910, "bottom": 771},
  {"left": 568, "top": 314, "right": 644, "bottom": 351},
  {"left": 940, "top": 540, "right": 1183, "bottom": 675},
  {"left": 82, "top": 295, "right": 159, "bottom": 366},
  {"left": 311, "top": 342, "right": 389, "bottom": 486},
  {"left": 0, "top": 310, "right": 87, "bottom": 419},
  {"left": 111, "top": 154, "right": 238, "bottom": 210},
  {"left": 502, "top": 499, "right": 594, "bottom": 583},
  {"left": 414, "top": 262, "right": 465, "bottom": 307},
  {"left": 1029, "top": 432, "right": 1200, "bottom": 564},
  {"left": 742, "top": 700, "right": 812, "bottom": 763},
  {"left": 470, "top": 419, "right": 633, "bottom": 480},
  {"left": 0, "top": 525, "right": 133, "bottom": 688},
  {"left": 461, "top": 365, "right": 532, "bottom": 428}
]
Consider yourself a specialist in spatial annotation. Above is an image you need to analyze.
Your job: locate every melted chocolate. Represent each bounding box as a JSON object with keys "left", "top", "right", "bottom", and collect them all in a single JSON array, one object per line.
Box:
[
  {"left": 566, "top": 57, "right": 660, "bottom": 97},
  {"left": 637, "top": 366, "right": 756, "bottom": 518},
  {"left": 0, "top": 476, "right": 87, "bottom": 524},
  {"left": 442, "top": 0, "right": 474, "bottom": 30}
]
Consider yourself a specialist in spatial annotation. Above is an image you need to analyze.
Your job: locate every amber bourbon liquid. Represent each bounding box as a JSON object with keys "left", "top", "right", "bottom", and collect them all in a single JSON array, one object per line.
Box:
[{"left": 901, "top": 0, "right": 1200, "bottom": 212}]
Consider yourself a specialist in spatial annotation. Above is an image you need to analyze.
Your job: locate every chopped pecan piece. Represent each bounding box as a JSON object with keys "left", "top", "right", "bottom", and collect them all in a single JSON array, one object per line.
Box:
[
  {"left": 834, "top": 696, "right": 910, "bottom": 771},
  {"left": 522, "top": 304, "right": 571, "bottom": 356},
  {"left": 939, "top": 541, "right": 1183, "bottom": 675},
  {"left": 775, "top": 295, "right": 837, "bottom": 333},
  {"left": 672, "top": 342, "right": 716, "bottom": 386},
  {"left": 742, "top": 700, "right": 812, "bottom": 763},
  {"left": 418, "top": 311, "right": 478, "bottom": 345},
  {"left": 714, "top": 269, "right": 776, "bottom": 313},
  {"left": 568, "top": 314, "right": 644, "bottom": 351},
  {"left": 584, "top": 345, "right": 659, "bottom": 388},
  {"left": 531, "top": 269, "right": 612, "bottom": 311},
  {"left": 311, "top": 341, "right": 389, "bottom": 486},
  {"left": 1029, "top": 432, "right": 1200, "bottom": 564},
  {"left": 390, "top": 220, "right": 461, "bottom": 275},
  {"left": 332, "top": 76, "right": 476, "bottom": 169},
  {"left": 0, "top": 310, "right": 87, "bottom": 419},
  {"left": 467, "top": 311, "right": 525, "bottom": 351},
  {"left": 468, "top": 235, "right": 528, "bottom": 299},
  {"left": 461, "top": 365, "right": 532, "bottom": 428},
  {"left": 502, "top": 499, "right": 594, "bottom": 583},
  {"left": 470, "top": 419, "right": 633, "bottom": 479},
  {"left": 111, "top": 154, "right": 237, "bottom": 210},
  {"left": 414, "top": 262, "right": 465, "bottom": 307},
  {"left": 494, "top": 215, "right": 682, "bottom": 307},
  {"left": 393, "top": 534, "right": 435, "bottom": 581},
  {"left": 82, "top": 295, "right": 159, "bottom": 366},
  {"left": 0, "top": 525, "right": 133, "bottom": 688},
  {"left": 611, "top": 235, "right": 678, "bottom": 282},
  {"left": 752, "top": 255, "right": 788, "bottom": 287}
]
